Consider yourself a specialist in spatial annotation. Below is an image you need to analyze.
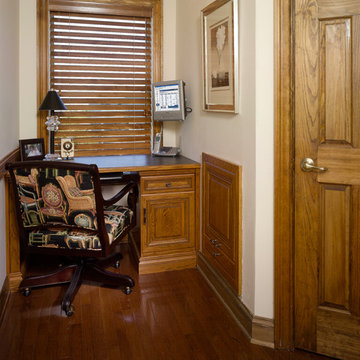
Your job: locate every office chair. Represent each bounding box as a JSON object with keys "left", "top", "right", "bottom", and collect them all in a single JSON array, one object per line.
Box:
[{"left": 6, "top": 160, "right": 138, "bottom": 316}]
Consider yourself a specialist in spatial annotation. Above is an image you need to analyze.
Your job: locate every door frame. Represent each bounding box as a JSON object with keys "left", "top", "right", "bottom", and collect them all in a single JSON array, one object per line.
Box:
[{"left": 274, "top": 0, "right": 295, "bottom": 350}]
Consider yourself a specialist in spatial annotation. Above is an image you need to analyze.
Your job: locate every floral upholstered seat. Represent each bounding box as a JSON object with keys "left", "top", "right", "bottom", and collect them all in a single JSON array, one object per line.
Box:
[
  {"left": 11, "top": 166, "right": 136, "bottom": 250},
  {"left": 6, "top": 160, "right": 138, "bottom": 316},
  {"left": 28, "top": 204, "right": 133, "bottom": 250}
]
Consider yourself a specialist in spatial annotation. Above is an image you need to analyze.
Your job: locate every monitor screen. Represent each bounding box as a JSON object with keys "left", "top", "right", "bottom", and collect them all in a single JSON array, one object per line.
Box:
[
  {"left": 154, "top": 83, "right": 180, "bottom": 112},
  {"left": 152, "top": 80, "right": 186, "bottom": 121}
]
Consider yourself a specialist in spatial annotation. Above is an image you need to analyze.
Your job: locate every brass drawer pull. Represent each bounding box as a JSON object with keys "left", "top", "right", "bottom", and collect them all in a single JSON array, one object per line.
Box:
[{"left": 213, "top": 252, "right": 221, "bottom": 257}]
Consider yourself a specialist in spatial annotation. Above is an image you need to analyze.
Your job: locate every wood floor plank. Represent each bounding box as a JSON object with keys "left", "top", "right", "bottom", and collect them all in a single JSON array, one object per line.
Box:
[{"left": 0, "top": 245, "right": 333, "bottom": 360}]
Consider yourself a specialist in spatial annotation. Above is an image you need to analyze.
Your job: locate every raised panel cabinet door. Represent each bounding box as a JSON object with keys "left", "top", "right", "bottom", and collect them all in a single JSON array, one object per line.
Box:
[
  {"left": 201, "top": 153, "right": 241, "bottom": 294},
  {"left": 141, "top": 192, "right": 195, "bottom": 256},
  {"left": 294, "top": 1, "right": 360, "bottom": 358}
]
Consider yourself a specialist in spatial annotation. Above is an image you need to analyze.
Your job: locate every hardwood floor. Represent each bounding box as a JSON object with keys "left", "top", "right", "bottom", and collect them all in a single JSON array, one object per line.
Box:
[{"left": 0, "top": 245, "right": 334, "bottom": 360}]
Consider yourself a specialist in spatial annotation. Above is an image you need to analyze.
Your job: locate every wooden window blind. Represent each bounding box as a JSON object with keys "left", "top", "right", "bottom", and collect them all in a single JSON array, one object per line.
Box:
[{"left": 50, "top": 11, "right": 152, "bottom": 156}]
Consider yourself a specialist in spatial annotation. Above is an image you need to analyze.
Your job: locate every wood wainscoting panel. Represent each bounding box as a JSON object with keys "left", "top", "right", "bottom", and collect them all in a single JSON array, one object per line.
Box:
[
  {"left": 199, "top": 154, "right": 274, "bottom": 347},
  {"left": 1, "top": 148, "right": 22, "bottom": 292},
  {"left": 198, "top": 252, "right": 274, "bottom": 348},
  {"left": 0, "top": 148, "right": 19, "bottom": 180},
  {"left": 5, "top": 174, "right": 23, "bottom": 291},
  {"left": 201, "top": 153, "right": 242, "bottom": 293},
  {"left": 0, "top": 278, "right": 10, "bottom": 327}
]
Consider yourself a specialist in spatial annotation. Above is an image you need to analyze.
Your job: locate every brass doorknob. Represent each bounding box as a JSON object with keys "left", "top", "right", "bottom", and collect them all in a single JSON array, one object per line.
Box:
[{"left": 300, "top": 158, "right": 328, "bottom": 172}]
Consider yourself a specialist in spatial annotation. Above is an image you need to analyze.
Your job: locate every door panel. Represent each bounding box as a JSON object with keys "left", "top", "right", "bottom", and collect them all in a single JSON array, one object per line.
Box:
[
  {"left": 141, "top": 192, "right": 194, "bottom": 255},
  {"left": 295, "top": 1, "right": 360, "bottom": 358},
  {"left": 319, "top": 18, "right": 352, "bottom": 144},
  {"left": 320, "top": 184, "right": 350, "bottom": 309}
]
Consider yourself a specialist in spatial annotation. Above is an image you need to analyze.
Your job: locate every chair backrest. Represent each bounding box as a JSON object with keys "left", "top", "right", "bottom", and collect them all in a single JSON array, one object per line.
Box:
[{"left": 6, "top": 161, "right": 108, "bottom": 253}]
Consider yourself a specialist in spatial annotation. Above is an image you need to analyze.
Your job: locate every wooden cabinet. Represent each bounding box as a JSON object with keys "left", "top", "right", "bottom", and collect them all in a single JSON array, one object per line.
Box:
[
  {"left": 141, "top": 192, "right": 195, "bottom": 255},
  {"left": 130, "top": 167, "right": 200, "bottom": 274},
  {"left": 5, "top": 154, "right": 200, "bottom": 285},
  {"left": 201, "top": 153, "right": 242, "bottom": 293}
]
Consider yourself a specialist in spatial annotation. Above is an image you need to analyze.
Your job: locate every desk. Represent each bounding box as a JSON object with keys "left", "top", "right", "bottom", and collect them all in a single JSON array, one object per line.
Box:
[
  {"left": 74, "top": 154, "right": 201, "bottom": 274},
  {"left": 71, "top": 154, "right": 200, "bottom": 173},
  {"left": 5, "top": 155, "right": 200, "bottom": 288}
]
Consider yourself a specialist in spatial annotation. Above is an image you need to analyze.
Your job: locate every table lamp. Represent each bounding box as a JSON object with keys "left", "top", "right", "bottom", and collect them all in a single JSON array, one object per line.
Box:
[{"left": 39, "top": 89, "right": 67, "bottom": 160}]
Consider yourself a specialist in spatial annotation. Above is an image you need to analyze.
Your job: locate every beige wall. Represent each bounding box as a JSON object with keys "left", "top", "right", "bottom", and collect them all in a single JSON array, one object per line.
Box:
[
  {"left": 19, "top": 0, "right": 37, "bottom": 139},
  {"left": 161, "top": 0, "right": 180, "bottom": 146},
  {"left": 254, "top": 0, "right": 274, "bottom": 317},
  {"left": 0, "top": 0, "right": 19, "bottom": 287},
  {"left": 17, "top": 0, "right": 274, "bottom": 319},
  {"left": 174, "top": 0, "right": 274, "bottom": 318}
]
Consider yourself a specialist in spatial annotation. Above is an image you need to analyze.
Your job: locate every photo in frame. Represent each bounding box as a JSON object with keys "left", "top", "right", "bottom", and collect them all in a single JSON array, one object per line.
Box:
[
  {"left": 61, "top": 138, "right": 75, "bottom": 159},
  {"left": 201, "top": 0, "right": 239, "bottom": 113},
  {"left": 19, "top": 138, "right": 45, "bottom": 161}
]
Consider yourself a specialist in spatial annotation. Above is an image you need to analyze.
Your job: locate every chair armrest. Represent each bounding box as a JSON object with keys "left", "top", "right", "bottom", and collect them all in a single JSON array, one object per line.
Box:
[
  {"left": 80, "top": 189, "right": 94, "bottom": 196},
  {"left": 103, "top": 181, "right": 137, "bottom": 206}
]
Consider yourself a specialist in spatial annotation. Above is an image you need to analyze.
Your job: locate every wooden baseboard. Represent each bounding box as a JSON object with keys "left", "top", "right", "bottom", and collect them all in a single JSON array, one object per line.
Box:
[
  {"left": 197, "top": 252, "right": 274, "bottom": 348},
  {"left": 0, "top": 277, "right": 11, "bottom": 327},
  {"left": 7, "top": 272, "right": 23, "bottom": 292},
  {"left": 251, "top": 316, "right": 275, "bottom": 348}
]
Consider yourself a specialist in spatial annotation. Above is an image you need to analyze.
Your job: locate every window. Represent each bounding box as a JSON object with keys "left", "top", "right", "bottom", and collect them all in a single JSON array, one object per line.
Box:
[{"left": 38, "top": 0, "right": 162, "bottom": 157}]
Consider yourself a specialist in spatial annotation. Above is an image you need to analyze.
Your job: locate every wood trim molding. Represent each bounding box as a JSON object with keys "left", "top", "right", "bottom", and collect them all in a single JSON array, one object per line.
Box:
[
  {"left": 37, "top": 0, "right": 49, "bottom": 143},
  {"left": 151, "top": 0, "right": 162, "bottom": 137},
  {"left": 274, "top": 0, "right": 294, "bottom": 350},
  {"left": 49, "top": 0, "right": 153, "bottom": 16},
  {"left": 0, "top": 277, "right": 10, "bottom": 328},
  {"left": 252, "top": 316, "right": 275, "bottom": 348},
  {"left": 0, "top": 148, "right": 20, "bottom": 180},
  {"left": 5, "top": 173, "right": 23, "bottom": 291},
  {"left": 197, "top": 253, "right": 274, "bottom": 348}
]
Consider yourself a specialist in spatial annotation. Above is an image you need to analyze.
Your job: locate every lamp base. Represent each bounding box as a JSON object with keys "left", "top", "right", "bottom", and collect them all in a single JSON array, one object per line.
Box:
[{"left": 44, "top": 153, "right": 62, "bottom": 161}]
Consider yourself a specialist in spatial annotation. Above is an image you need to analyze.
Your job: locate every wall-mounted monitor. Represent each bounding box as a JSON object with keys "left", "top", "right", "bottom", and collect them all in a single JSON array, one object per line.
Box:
[{"left": 152, "top": 80, "right": 186, "bottom": 121}]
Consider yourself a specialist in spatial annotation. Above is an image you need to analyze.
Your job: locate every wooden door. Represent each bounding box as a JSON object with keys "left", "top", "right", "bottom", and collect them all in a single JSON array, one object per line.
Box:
[{"left": 294, "top": 1, "right": 360, "bottom": 358}]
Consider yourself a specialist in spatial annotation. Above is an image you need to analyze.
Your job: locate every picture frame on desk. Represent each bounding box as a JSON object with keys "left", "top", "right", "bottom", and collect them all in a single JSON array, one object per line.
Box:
[
  {"left": 201, "top": 0, "right": 239, "bottom": 113},
  {"left": 61, "top": 138, "right": 75, "bottom": 159},
  {"left": 19, "top": 138, "right": 45, "bottom": 161}
]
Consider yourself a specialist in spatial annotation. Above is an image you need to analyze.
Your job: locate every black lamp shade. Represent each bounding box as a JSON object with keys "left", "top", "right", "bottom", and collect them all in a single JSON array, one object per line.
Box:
[{"left": 39, "top": 90, "right": 67, "bottom": 111}]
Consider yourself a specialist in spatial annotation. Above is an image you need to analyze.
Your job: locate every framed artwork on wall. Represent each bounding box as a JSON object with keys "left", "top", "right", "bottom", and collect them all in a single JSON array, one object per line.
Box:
[
  {"left": 201, "top": 0, "right": 239, "bottom": 113},
  {"left": 19, "top": 138, "right": 45, "bottom": 161}
]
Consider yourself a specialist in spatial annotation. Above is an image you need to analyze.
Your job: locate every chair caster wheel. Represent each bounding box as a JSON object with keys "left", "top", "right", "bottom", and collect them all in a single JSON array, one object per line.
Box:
[
  {"left": 23, "top": 288, "right": 31, "bottom": 297},
  {"left": 65, "top": 305, "right": 75, "bottom": 317},
  {"left": 114, "top": 260, "right": 120, "bottom": 269},
  {"left": 123, "top": 286, "right": 132, "bottom": 295}
]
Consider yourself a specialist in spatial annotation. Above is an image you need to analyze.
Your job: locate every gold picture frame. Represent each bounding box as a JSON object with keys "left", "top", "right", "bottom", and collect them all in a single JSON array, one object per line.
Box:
[{"left": 201, "top": 0, "right": 239, "bottom": 113}]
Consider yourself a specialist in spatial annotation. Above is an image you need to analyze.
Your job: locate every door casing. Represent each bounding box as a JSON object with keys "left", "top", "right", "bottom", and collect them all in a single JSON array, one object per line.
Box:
[{"left": 274, "top": 0, "right": 295, "bottom": 350}]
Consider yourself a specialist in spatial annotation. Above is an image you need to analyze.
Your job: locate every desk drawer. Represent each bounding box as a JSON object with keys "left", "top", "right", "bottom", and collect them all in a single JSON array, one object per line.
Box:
[{"left": 141, "top": 173, "right": 195, "bottom": 193}]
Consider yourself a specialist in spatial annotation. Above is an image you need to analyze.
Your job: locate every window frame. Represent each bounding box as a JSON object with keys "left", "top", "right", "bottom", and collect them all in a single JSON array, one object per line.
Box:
[{"left": 37, "top": 0, "right": 162, "bottom": 155}]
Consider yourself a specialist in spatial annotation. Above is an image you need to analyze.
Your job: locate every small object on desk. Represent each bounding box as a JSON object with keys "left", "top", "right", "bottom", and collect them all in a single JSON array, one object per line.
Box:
[
  {"left": 38, "top": 89, "right": 67, "bottom": 160},
  {"left": 153, "top": 147, "right": 181, "bottom": 157},
  {"left": 61, "top": 138, "right": 75, "bottom": 159},
  {"left": 19, "top": 138, "right": 45, "bottom": 161}
]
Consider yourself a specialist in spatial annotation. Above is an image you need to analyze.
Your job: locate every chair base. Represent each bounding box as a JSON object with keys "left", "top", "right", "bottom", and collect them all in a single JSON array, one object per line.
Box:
[{"left": 18, "top": 253, "right": 135, "bottom": 316}]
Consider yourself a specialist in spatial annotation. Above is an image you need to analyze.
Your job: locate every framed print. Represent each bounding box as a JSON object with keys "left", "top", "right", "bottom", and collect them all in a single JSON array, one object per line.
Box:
[
  {"left": 201, "top": 0, "right": 239, "bottom": 113},
  {"left": 19, "top": 138, "right": 45, "bottom": 161}
]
